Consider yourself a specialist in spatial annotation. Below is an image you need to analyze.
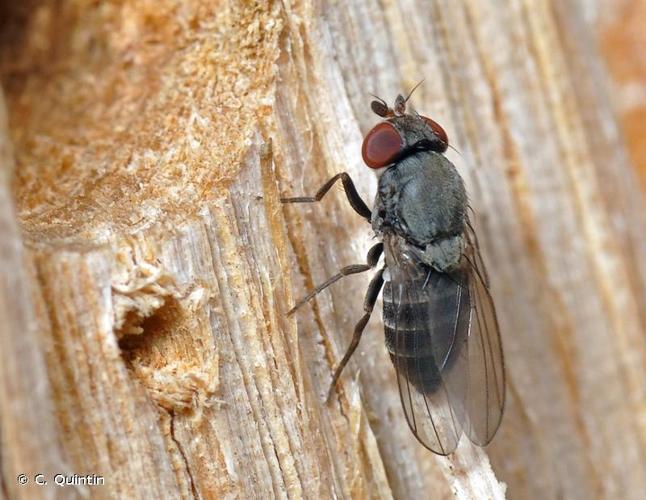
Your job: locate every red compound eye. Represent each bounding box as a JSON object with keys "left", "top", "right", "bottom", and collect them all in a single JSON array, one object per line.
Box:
[
  {"left": 361, "top": 122, "right": 404, "bottom": 169},
  {"left": 421, "top": 116, "right": 449, "bottom": 151}
]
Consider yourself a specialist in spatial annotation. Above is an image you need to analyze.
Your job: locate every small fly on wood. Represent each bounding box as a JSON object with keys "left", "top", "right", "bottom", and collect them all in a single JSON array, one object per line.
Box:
[{"left": 281, "top": 84, "right": 505, "bottom": 455}]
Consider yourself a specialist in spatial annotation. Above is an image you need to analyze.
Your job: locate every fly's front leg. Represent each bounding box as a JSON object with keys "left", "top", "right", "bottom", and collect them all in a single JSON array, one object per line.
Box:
[
  {"left": 281, "top": 172, "right": 372, "bottom": 221},
  {"left": 287, "top": 242, "right": 383, "bottom": 315},
  {"left": 327, "top": 266, "right": 385, "bottom": 402}
]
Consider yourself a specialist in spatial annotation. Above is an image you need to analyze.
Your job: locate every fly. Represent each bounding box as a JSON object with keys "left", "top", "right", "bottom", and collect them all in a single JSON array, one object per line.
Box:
[{"left": 281, "top": 85, "right": 505, "bottom": 455}]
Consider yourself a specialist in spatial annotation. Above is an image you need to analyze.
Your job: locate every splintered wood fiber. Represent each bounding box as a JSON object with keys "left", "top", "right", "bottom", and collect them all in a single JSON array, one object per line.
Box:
[
  {"left": 2, "top": 1, "right": 646, "bottom": 499},
  {"left": 0, "top": 0, "right": 282, "bottom": 243}
]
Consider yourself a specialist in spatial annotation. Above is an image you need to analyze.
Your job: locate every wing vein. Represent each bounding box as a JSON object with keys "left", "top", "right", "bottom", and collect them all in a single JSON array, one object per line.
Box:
[
  {"left": 398, "top": 282, "right": 418, "bottom": 434},
  {"left": 416, "top": 321, "right": 447, "bottom": 454}
]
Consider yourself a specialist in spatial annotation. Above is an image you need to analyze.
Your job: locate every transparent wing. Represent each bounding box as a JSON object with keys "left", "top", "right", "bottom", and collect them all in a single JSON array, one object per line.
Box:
[
  {"left": 386, "top": 257, "right": 468, "bottom": 454},
  {"left": 384, "top": 225, "right": 505, "bottom": 454},
  {"left": 462, "top": 221, "right": 506, "bottom": 445}
]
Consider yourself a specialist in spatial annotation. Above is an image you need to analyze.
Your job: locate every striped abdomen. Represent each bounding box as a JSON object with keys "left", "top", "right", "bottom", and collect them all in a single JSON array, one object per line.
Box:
[{"left": 383, "top": 268, "right": 470, "bottom": 395}]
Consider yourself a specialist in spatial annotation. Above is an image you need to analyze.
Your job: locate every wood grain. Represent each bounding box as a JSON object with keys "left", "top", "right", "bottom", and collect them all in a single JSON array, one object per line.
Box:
[{"left": 1, "top": 1, "right": 644, "bottom": 499}]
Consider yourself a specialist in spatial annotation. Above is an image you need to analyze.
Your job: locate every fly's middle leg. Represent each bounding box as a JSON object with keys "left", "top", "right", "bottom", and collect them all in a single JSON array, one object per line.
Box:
[
  {"left": 327, "top": 266, "right": 385, "bottom": 402},
  {"left": 280, "top": 172, "right": 372, "bottom": 221},
  {"left": 286, "top": 242, "right": 383, "bottom": 315}
]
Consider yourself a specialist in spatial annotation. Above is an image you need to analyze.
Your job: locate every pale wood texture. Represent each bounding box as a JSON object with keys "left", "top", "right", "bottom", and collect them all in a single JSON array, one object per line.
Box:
[
  {"left": 0, "top": 1, "right": 645, "bottom": 499},
  {"left": 0, "top": 89, "right": 69, "bottom": 500}
]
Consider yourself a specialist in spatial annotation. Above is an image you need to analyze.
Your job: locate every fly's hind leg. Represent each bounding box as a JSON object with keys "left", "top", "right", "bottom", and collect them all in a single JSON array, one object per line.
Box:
[
  {"left": 287, "top": 242, "right": 383, "bottom": 315},
  {"left": 327, "top": 266, "right": 385, "bottom": 402},
  {"left": 281, "top": 172, "right": 372, "bottom": 221}
]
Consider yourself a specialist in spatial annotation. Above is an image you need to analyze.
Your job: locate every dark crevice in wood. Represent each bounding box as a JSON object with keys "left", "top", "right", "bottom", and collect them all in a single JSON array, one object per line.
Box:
[{"left": 169, "top": 411, "right": 199, "bottom": 500}]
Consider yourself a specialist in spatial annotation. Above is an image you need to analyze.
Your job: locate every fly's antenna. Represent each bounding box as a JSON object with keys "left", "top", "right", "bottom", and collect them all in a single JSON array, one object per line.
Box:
[
  {"left": 370, "top": 93, "right": 393, "bottom": 117},
  {"left": 369, "top": 93, "right": 387, "bottom": 106},
  {"left": 404, "top": 79, "right": 425, "bottom": 102}
]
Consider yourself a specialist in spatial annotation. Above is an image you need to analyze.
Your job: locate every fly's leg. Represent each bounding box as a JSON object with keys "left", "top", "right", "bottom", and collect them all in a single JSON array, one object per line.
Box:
[
  {"left": 281, "top": 172, "right": 372, "bottom": 221},
  {"left": 327, "top": 266, "right": 385, "bottom": 402},
  {"left": 287, "top": 242, "right": 383, "bottom": 315},
  {"left": 282, "top": 172, "right": 380, "bottom": 399}
]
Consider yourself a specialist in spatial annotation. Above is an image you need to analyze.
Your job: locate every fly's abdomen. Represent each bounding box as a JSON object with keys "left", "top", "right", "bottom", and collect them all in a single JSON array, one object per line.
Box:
[{"left": 383, "top": 271, "right": 468, "bottom": 395}]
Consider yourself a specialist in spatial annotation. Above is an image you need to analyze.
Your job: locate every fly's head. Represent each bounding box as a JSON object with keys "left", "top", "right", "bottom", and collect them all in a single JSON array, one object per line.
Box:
[{"left": 361, "top": 84, "right": 449, "bottom": 170}]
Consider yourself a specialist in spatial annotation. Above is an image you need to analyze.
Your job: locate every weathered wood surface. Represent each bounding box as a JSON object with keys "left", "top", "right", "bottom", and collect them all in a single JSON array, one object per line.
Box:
[
  {"left": 1, "top": 1, "right": 645, "bottom": 499},
  {"left": 594, "top": 0, "right": 646, "bottom": 191},
  {"left": 0, "top": 89, "right": 69, "bottom": 500}
]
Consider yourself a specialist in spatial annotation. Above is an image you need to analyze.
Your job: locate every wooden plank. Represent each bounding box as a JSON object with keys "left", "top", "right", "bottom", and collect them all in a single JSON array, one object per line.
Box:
[{"left": 1, "top": 1, "right": 644, "bottom": 498}]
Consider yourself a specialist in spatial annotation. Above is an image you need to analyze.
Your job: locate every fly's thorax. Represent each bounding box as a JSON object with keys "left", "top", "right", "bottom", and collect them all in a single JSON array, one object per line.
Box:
[
  {"left": 410, "top": 235, "right": 466, "bottom": 273},
  {"left": 372, "top": 151, "right": 467, "bottom": 247},
  {"left": 382, "top": 231, "right": 465, "bottom": 274}
]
